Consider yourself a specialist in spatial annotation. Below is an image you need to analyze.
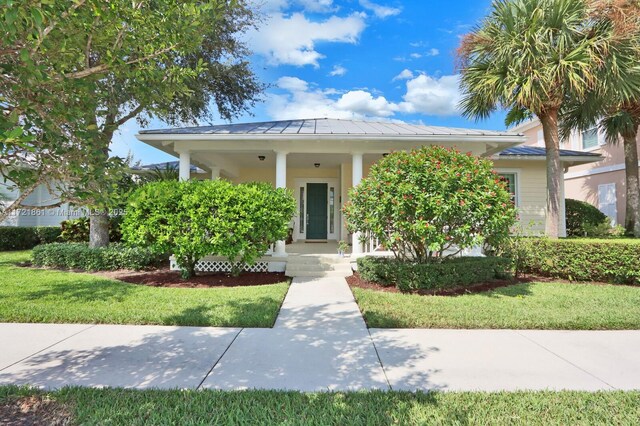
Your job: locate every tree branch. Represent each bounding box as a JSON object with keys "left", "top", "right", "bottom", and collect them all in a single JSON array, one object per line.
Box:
[
  {"left": 31, "top": 0, "right": 88, "bottom": 55},
  {"left": 62, "top": 44, "right": 176, "bottom": 80},
  {"left": 114, "top": 104, "right": 144, "bottom": 127}
]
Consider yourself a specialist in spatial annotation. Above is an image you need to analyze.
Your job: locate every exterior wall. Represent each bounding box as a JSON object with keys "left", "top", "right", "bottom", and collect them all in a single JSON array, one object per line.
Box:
[
  {"left": 492, "top": 159, "right": 547, "bottom": 233},
  {"left": 518, "top": 119, "right": 640, "bottom": 225},
  {"left": 223, "top": 159, "right": 547, "bottom": 236},
  {"left": 0, "top": 182, "right": 76, "bottom": 227}
]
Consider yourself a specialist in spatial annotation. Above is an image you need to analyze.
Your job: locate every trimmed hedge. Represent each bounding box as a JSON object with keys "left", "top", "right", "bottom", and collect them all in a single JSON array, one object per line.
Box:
[
  {"left": 566, "top": 199, "right": 609, "bottom": 237},
  {"left": 32, "top": 242, "right": 165, "bottom": 271},
  {"left": 517, "top": 238, "right": 640, "bottom": 284},
  {"left": 357, "top": 256, "right": 512, "bottom": 292},
  {"left": 0, "top": 226, "right": 61, "bottom": 251}
]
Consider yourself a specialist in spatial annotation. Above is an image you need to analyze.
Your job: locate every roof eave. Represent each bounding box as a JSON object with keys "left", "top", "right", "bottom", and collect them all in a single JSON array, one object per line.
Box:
[
  {"left": 496, "top": 154, "right": 603, "bottom": 164},
  {"left": 136, "top": 133, "right": 525, "bottom": 144}
]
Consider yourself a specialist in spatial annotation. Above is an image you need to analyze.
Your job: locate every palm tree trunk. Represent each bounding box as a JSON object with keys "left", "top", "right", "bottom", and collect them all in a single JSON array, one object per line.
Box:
[
  {"left": 622, "top": 128, "right": 640, "bottom": 237},
  {"left": 540, "top": 110, "right": 562, "bottom": 239}
]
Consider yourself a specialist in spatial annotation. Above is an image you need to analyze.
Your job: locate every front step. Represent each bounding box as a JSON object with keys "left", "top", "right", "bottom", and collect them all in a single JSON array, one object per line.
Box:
[{"left": 285, "top": 255, "right": 354, "bottom": 278}]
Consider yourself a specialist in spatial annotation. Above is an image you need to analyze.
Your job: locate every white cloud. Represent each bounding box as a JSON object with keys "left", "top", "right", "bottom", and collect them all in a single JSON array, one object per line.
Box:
[
  {"left": 329, "top": 65, "right": 347, "bottom": 76},
  {"left": 277, "top": 76, "right": 309, "bottom": 91},
  {"left": 400, "top": 74, "right": 461, "bottom": 116},
  {"left": 410, "top": 53, "right": 422, "bottom": 59},
  {"left": 249, "top": 12, "right": 366, "bottom": 67},
  {"left": 268, "top": 73, "right": 462, "bottom": 120},
  {"left": 269, "top": 76, "right": 398, "bottom": 120},
  {"left": 358, "top": 0, "right": 401, "bottom": 18},
  {"left": 335, "top": 90, "right": 398, "bottom": 117},
  {"left": 392, "top": 69, "right": 414, "bottom": 81},
  {"left": 257, "top": 0, "right": 336, "bottom": 13},
  {"left": 427, "top": 48, "right": 440, "bottom": 56}
]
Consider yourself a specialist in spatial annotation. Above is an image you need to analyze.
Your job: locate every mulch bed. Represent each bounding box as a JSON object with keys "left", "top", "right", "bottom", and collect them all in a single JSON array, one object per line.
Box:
[
  {"left": 347, "top": 272, "right": 567, "bottom": 296},
  {"left": 0, "top": 396, "right": 72, "bottom": 426},
  {"left": 95, "top": 268, "right": 288, "bottom": 288}
]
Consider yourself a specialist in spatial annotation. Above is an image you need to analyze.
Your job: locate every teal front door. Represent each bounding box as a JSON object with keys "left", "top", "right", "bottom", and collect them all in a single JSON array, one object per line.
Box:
[{"left": 306, "top": 183, "right": 328, "bottom": 239}]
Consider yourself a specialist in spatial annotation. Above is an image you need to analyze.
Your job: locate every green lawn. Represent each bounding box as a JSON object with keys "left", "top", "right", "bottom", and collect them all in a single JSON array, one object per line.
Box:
[
  {"left": 1, "top": 386, "right": 638, "bottom": 425},
  {"left": 352, "top": 282, "right": 640, "bottom": 329},
  {"left": 0, "top": 251, "right": 289, "bottom": 327}
]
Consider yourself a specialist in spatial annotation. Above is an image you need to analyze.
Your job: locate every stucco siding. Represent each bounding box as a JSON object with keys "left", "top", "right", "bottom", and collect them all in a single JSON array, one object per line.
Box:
[{"left": 566, "top": 169, "right": 626, "bottom": 226}]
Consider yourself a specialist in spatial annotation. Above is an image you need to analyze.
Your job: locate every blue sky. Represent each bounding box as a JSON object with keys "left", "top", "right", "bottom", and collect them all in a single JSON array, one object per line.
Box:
[{"left": 111, "top": 0, "right": 506, "bottom": 164}]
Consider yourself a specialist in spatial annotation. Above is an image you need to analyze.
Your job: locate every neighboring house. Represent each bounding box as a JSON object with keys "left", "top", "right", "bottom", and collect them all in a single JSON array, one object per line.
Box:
[
  {"left": 0, "top": 181, "right": 78, "bottom": 227},
  {"left": 136, "top": 118, "right": 602, "bottom": 261},
  {"left": 512, "top": 118, "right": 640, "bottom": 226}
]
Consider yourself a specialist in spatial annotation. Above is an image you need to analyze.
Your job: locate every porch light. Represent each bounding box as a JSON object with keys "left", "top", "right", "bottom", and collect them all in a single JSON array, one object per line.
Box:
[
  {"left": 314, "top": 163, "right": 320, "bottom": 168},
  {"left": 258, "top": 155, "right": 266, "bottom": 161}
]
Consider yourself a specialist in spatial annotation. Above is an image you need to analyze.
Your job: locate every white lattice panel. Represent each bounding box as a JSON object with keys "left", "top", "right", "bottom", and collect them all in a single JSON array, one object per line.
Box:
[{"left": 170, "top": 259, "right": 269, "bottom": 273}]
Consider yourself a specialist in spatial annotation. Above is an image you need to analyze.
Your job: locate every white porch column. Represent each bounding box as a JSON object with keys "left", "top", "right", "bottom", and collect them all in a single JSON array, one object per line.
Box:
[
  {"left": 274, "top": 151, "right": 288, "bottom": 257},
  {"left": 559, "top": 167, "right": 567, "bottom": 237},
  {"left": 352, "top": 152, "right": 364, "bottom": 255},
  {"left": 211, "top": 166, "right": 220, "bottom": 179},
  {"left": 178, "top": 150, "right": 191, "bottom": 181}
]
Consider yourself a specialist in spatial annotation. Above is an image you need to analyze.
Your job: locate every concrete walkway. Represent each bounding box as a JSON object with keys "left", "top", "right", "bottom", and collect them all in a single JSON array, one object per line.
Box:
[{"left": 1, "top": 276, "right": 639, "bottom": 391}]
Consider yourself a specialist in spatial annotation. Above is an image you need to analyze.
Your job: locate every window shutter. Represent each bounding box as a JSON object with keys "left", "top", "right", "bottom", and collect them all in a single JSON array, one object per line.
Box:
[{"left": 598, "top": 183, "right": 617, "bottom": 225}]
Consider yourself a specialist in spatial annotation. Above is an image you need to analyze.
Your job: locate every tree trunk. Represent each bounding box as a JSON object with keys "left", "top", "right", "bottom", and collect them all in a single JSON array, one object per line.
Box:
[
  {"left": 539, "top": 110, "right": 562, "bottom": 239},
  {"left": 88, "top": 128, "right": 113, "bottom": 248},
  {"left": 622, "top": 128, "right": 640, "bottom": 237},
  {"left": 89, "top": 210, "right": 110, "bottom": 248}
]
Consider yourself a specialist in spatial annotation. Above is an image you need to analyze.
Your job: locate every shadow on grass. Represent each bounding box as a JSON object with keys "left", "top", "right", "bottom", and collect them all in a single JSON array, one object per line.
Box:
[
  {"left": 19, "top": 276, "right": 136, "bottom": 303},
  {"left": 161, "top": 298, "right": 285, "bottom": 327},
  {"left": 475, "top": 282, "right": 534, "bottom": 299}
]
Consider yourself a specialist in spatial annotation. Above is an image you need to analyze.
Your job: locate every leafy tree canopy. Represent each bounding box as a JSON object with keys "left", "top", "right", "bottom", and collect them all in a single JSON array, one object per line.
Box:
[{"left": 1, "top": 0, "right": 263, "bottom": 220}]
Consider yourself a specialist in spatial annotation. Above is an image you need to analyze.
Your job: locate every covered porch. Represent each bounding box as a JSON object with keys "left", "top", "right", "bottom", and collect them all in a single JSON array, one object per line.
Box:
[{"left": 136, "top": 118, "right": 524, "bottom": 258}]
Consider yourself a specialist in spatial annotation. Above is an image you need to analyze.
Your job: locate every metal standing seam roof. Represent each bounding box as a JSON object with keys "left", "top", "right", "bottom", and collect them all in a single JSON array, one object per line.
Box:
[
  {"left": 131, "top": 161, "right": 204, "bottom": 173},
  {"left": 498, "top": 146, "right": 602, "bottom": 157},
  {"left": 138, "top": 118, "right": 519, "bottom": 138}
]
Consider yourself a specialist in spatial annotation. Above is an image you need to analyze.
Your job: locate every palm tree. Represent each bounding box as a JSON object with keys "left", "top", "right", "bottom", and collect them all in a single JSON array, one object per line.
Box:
[
  {"left": 458, "top": 0, "right": 618, "bottom": 238},
  {"left": 561, "top": 1, "right": 640, "bottom": 236}
]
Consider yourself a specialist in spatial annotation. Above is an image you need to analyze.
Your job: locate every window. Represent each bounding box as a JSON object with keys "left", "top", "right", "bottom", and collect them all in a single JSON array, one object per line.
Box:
[
  {"left": 329, "top": 187, "right": 335, "bottom": 234},
  {"left": 498, "top": 173, "right": 517, "bottom": 205},
  {"left": 299, "top": 186, "right": 305, "bottom": 233},
  {"left": 598, "top": 183, "right": 617, "bottom": 225},
  {"left": 582, "top": 127, "right": 599, "bottom": 150},
  {"left": 536, "top": 130, "right": 544, "bottom": 147}
]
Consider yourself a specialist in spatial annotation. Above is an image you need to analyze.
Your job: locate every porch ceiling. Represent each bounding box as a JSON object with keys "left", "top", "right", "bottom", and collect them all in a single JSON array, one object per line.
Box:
[{"left": 196, "top": 152, "right": 370, "bottom": 169}]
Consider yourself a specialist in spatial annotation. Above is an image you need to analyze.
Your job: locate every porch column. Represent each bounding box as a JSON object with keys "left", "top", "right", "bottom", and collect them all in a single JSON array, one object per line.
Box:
[
  {"left": 178, "top": 150, "right": 191, "bottom": 181},
  {"left": 352, "top": 152, "right": 364, "bottom": 255},
  {"left": 274, "top": 151, "right": 288, "bottom": 257},
  {"left": 211, "top": 166, "right": 220, "bottom": 179}
]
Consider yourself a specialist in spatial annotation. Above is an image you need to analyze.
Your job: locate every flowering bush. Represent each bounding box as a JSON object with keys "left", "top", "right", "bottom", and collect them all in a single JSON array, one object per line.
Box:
[{"left": 343, "top": 146, "right": 516, "bottom": 262}]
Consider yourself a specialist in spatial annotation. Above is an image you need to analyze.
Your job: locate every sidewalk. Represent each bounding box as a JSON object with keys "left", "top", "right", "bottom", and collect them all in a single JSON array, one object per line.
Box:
[{"left": 1, "top": 276, "right": 639, "bottom": 391}]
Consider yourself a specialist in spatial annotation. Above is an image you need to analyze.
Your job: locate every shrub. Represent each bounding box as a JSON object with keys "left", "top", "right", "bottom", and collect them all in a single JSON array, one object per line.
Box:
[
  {"left": 357, "top": 256, "right": 512, "bottom": 292},
  {"left": 59, "top": 217, "right": 123, "bottom": 243},
  {"left": 32, "top": 242, "right": 164, "bottom": 271},
  {"left": 0, "top": 226, "right": 61, "bottom": 251},
  {"left": 566, "top": 199, "right": 610, "bottom": 237},
  {"left": 343, "top": 146, "right": 517, "bottom": 263},
  {"left": 514, "top": 238, "right": 640, "bottom": 284},
  {"left": 122, "top": 180, "right": 296, "bottom": 278}
]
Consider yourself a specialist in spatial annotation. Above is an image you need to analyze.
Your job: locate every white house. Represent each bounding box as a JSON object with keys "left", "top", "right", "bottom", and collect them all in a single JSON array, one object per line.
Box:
[{"left": 136, "top": 118, "right": 602, "bottom": 270}]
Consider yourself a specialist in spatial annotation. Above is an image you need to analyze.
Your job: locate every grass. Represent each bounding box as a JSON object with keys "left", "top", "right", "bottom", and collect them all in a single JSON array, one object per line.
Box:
[
  {"left": 0, "top": 251, "right": 289, "bottom": 327},
  {"left": 1, "top": 386, "right": 639, "bottom": 425},
  {"left": 352, "top": 282, "right": 640, "bottom": 329}
]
